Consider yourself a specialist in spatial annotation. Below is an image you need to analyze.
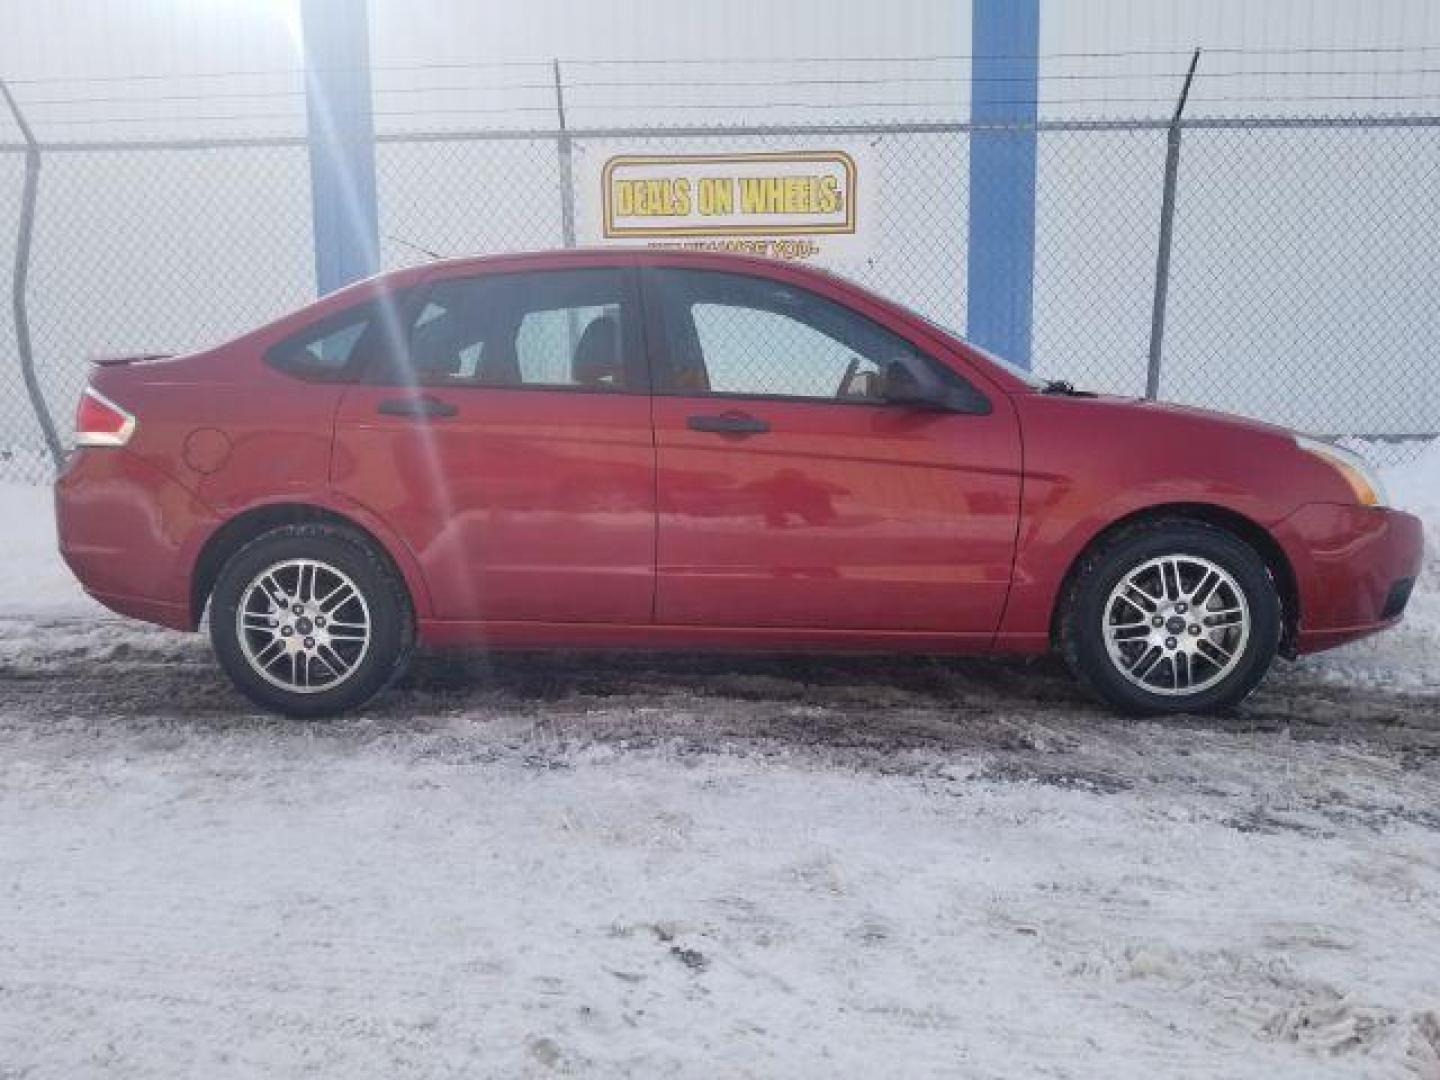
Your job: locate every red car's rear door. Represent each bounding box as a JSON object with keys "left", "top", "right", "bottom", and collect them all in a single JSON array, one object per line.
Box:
[
  {"left": 643, "top": 266, "right": 1021, "bottom": 634},
  {"left": 331, "top": 263, "right": 656, "bottom": 624}
]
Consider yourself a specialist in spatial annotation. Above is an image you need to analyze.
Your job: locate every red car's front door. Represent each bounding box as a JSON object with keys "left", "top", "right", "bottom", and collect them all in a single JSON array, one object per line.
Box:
[
  {"left": 643, "top": 266, "right": 1022, "bottom": 635},
  {"left": 332, "top": 264, "right": 655, "bottom": 624}
]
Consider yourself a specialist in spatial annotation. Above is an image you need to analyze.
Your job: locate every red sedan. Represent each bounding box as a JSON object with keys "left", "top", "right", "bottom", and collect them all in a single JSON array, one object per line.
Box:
[{"left": 55, "top": 250, "right": 1423, "bottom": 717}]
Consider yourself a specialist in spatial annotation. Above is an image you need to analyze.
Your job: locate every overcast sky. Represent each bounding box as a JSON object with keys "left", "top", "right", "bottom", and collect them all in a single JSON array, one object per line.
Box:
[{"left": 3, "top": 0, "right": 1440, "bottom": 141}]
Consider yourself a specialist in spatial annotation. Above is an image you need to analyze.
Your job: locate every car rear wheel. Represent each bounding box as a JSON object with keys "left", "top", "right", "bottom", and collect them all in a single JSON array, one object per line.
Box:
[
  {"left": 1059, "top": 519, "right": 1282, "bottom": 715},
  {"left": 209, "top": 523, "right": 414, "bottom": 717}
]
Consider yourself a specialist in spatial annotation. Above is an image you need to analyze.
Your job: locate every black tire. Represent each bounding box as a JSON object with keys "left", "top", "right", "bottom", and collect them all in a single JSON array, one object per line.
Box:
[
  {"left": 1058, "top": 519, "right": 1282, "bottom": 715},
  {"left": 209, "top": 523, "right": 415, "bottom": 717}
]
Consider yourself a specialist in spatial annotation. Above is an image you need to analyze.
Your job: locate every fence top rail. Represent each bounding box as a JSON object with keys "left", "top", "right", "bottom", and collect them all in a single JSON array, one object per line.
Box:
[{"left": 2, "top": 112, "right": 1440, "bottom": 154}]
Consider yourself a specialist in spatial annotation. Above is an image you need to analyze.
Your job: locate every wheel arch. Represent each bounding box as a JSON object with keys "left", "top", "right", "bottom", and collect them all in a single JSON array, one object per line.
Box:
[
  {"left": 190, "top": 501, "right": 429, "bottom": 627},
  {"left": 1049, "top": 502, "right": 1301, "bottom": 656}
]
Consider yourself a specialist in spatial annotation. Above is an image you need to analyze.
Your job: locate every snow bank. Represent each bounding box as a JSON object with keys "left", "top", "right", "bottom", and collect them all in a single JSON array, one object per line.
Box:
[
  {"left": 0, "top": 482, "right": 106, "bottom": 618},
  {"left": 3, "top": 711, "right": 1439, "bottom": 1079}
]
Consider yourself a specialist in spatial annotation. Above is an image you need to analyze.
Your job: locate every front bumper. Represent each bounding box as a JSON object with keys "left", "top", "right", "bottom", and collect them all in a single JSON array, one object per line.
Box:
[
  {"left": 54, "top": 449, "right": 219, "bottom": 631},
  {"left": 1272, "top": 502, "right": 1425, "bottom": 654}
]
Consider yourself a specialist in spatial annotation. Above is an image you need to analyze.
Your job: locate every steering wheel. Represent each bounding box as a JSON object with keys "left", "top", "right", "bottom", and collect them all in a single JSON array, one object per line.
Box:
[{"left": 835, "top": 356, "right": 861, "bottom": 399}]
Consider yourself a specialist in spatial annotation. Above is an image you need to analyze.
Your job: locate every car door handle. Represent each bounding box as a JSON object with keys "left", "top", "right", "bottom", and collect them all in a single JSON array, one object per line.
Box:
[
  {"left": 377, "top": 395, "right": 457, "bottom": 419},
  {"left": 686, "top": 412, "right": 770, "bottom": 435}
]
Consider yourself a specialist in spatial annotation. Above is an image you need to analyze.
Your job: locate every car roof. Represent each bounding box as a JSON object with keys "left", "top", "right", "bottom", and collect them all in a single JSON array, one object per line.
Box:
[
  {"left": 303, "top": 248, "right": 836, "bottom": 328},
  {"left": 411, "top": 246, "right": 839, "bottom": 281}
]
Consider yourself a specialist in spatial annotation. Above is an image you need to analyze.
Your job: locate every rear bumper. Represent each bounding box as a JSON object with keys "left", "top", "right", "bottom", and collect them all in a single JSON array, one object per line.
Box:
[
  {"left": 54, "top": 449, "right": 218, "bottom": 631},
  {"left": 1272, "top": 502, "right": 1425, "bottom": 654}
]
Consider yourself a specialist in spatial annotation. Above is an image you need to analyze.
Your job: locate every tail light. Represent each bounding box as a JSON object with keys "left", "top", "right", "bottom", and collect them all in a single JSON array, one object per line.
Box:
[{"left": 75, "top": 387, "right": 136, "bottom": 447}]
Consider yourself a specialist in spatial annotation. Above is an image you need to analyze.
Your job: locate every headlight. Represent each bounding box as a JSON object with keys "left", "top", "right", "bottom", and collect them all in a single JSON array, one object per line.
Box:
[{"left": 1295, "top": 435, "right": 1389, "bottom": 508}]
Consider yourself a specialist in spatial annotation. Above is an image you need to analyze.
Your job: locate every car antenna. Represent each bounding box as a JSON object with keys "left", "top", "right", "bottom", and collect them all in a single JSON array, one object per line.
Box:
[{"left": 386, "top": 234, "right": 448, "bottom": 261}]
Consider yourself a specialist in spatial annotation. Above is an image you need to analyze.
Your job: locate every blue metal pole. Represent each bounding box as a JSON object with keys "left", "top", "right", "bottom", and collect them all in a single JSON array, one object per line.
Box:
[
  {"left": 301, "top": 0, "right": 379, "bottom": 295},
  {"left": 966, "top": 0, "right": 1039, "bottom": 367}
]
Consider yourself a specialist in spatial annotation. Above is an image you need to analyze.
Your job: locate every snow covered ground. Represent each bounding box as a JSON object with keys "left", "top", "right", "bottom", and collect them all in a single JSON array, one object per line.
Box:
[{"left": 2, "top": 449, "right": 1439, "bottom": 1078}]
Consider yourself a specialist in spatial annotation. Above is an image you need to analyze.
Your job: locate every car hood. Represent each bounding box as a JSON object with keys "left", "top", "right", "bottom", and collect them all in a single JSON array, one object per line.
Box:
[{"left": 1045, "top": 392, "right": 1298, "bottom": 441}]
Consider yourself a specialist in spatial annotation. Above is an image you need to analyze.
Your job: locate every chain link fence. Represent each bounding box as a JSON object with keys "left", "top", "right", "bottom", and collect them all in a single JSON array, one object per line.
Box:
[{"left": 2, "top": 115, "right": 1437, "bottom": 483}]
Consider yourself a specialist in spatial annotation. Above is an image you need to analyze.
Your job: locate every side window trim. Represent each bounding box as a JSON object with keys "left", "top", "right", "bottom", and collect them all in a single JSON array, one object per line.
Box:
[
  {"left": 638, "top": 264, "right": 699, "bottom": 397},
  {"left": 361, "top": 279, "right": 459, "bottom": 386},
  {"left": 638, "top": 266, "right": 989, "bottom": 414},
  {"left": 352, "top": 286, "right": 427, "bottom": 384}
]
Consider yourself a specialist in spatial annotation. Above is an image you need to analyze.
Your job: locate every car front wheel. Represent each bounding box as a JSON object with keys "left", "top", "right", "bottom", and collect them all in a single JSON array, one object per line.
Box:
[
  {"left": 1059, "top": 519, "right": 1282, "bottom": 715},
  {"left": 209, "top": 523, "right": 414, "bottom": 717}
]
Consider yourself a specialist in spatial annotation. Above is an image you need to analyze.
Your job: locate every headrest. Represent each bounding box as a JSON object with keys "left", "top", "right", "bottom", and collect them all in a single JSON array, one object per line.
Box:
[{"left": 572, "top": 315, "right": 620, "bottom": 385}]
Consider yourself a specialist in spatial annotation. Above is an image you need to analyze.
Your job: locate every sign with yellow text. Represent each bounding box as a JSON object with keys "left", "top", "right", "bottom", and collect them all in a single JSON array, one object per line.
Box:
[{"left": 578, "top": 148, "right": 870, "bottom": 263}]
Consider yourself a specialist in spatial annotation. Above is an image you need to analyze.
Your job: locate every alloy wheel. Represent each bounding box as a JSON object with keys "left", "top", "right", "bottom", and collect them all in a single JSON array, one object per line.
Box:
[
  {"left": 235, "top": 558, "right": 372, "bottom": 694},
  {"left": 1102, "top": 554, "right": 1251, "bottom": 697}
]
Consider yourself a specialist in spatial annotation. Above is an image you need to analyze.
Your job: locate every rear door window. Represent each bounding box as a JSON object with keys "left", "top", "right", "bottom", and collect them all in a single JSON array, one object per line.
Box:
[{"left": 402, "top": 268, "right": 639, "bottom": 392}]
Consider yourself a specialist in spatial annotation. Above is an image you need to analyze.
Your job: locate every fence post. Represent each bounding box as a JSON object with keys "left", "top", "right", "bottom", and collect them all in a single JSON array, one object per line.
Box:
[
  {"left": 1145, "top": 49, "right": 1200, "bottom": 401},
  {"left": 553, "top": 59, "right": 577, "bottom": 249},
  {"left": 966, "top": 0, "right": 1040, "bottom": 369},
  {"left": 301, "top": 0, "right": 380, "bottom": 295},
  {"left": 1, "top": 79, "right": 63, "bottom": 471}
]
